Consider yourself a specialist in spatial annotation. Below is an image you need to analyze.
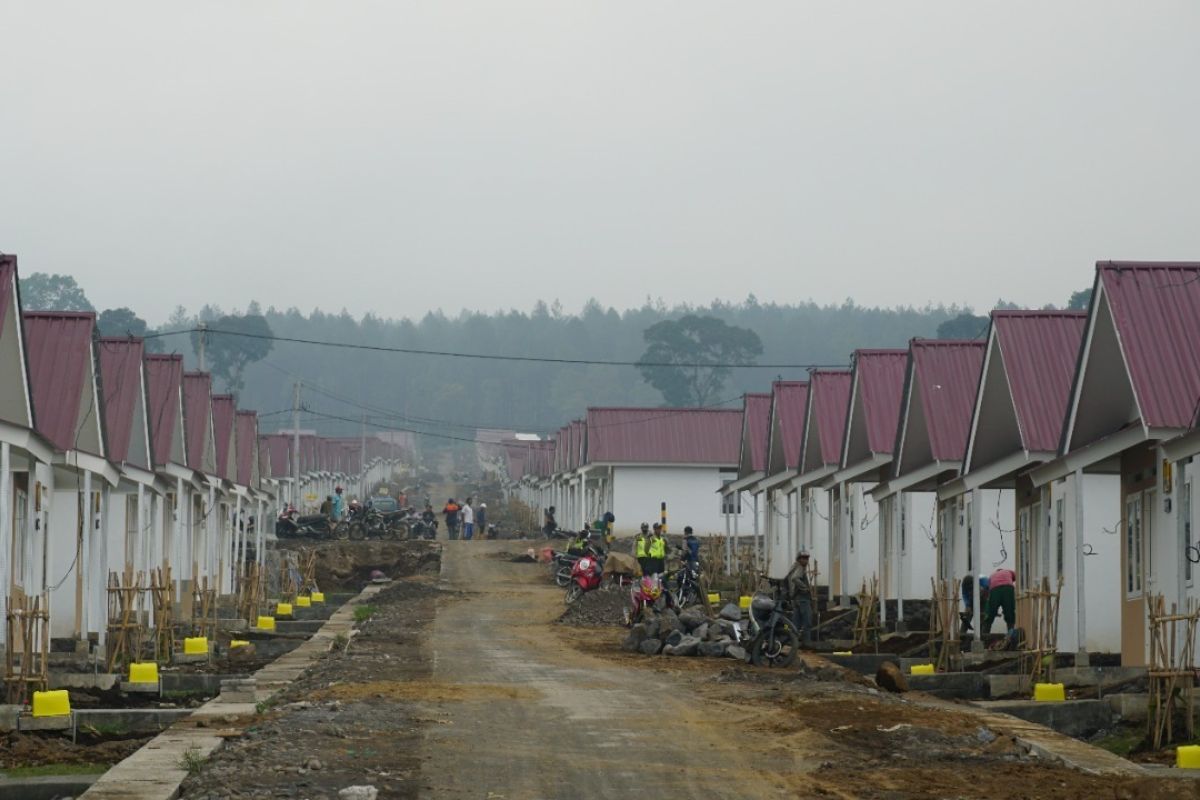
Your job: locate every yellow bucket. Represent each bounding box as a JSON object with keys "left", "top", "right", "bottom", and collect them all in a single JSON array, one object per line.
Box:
[
  {"left": 738, "top": 596, "right": 752, "bottom": 610},
  {"left": 909, "top": 663, "right": 935, "bottom": 675},
  {"left": 32, "top": 689, "right": 71, "bottom": 718},
  {"left": 276, "top": 602, "right": 293, "bottom": 617},
  {"left": 296, "top": 596, "right": 311, "bottom": 608},
  {"left": 1033, "top": 683, "right": 1065, "bottom": 702},
  {"left": 1178, "top": 745, "right": 1200, "bottom": 769},
  {"left": 832, "top": 651, "right": 853, "bottom": 656},
  {"left": 311, "top": 592, "right": 325, "bottom": 604},
  {"left": 707, "top": 593, "right": 721, "bottom": 605},
  {"left": 183, "top": 637, "right": 208, "bottom": 655},
  {"left": 229, "top": 640, "right": 250, "bottom": 649},
  {"left": 256, "top": 616, "right": 276, "bottom": 631},
  {"left": 128, "top": 662, "right": 158, "bottom": 683}
]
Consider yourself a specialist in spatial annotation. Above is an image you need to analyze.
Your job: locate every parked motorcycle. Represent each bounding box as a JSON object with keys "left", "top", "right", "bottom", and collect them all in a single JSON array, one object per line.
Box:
[
  {"left": 276, "top": 506, "right": 348, "bottom": 540},
  {"left": 669, "top": 561, "right": 702, "bottom": 609},
  {"left": 564, "top": 555, "right": 603, "bottom": 605},
  {"left": 410, "top": 516, "right": 439, "bottom": 540},
  {"left": 738, "top": 579, "right": 800, "bottom": 668},
  {"left": 624, "top": 575, "right": 674, "bottom": 626}
]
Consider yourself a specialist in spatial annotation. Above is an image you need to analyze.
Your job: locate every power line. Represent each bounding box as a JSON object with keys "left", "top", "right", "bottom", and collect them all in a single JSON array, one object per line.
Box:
[{"left": 150, "top": 327, "right": 845, "bottom": 370}]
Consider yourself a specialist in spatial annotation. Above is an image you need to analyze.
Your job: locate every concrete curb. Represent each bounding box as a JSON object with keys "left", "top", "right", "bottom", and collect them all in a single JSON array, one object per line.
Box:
[{"left": 78, "top": 584, "right": 384, "bottom": 800}]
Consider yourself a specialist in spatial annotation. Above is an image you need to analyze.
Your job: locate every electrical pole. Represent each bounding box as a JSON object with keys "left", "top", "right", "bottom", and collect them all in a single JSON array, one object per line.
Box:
[
  {"left": 360, "top": 413, "right": 368, "bottom": 500},
  {"left": 197, "top": 321, "right": 207, "bottom": 371},
  {"left": 292, "top": 382, "right": 301, "bottom": 510}
]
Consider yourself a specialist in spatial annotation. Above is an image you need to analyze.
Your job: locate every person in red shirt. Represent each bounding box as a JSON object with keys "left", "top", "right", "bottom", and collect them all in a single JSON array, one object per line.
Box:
[
  {"left": 443, "top": 499, "right": 461, "bottom": 540},
  {"left": 983, "top": 568, "right": 1016, "bottom": 634}
]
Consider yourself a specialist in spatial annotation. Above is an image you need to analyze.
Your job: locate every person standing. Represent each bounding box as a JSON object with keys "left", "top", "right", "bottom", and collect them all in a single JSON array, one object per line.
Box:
[
  {"left": 648, "top": 523, "right": 667, "bottom": 577},
  {"left": 443, "top": 498, "right": 461, "bottom": 540},
  {"left": 635, "top": 523, "right": 652, "bottom": 576},
  {"left": 785, "top": 551, "right": 814, "bottom": 647},
  {"left": 477, "top": 502, "right": 488, "bottom": 538},
  {"left": 462, "top": 497, "right": 475, "bottom": 541},
  {"left": 984, "top": 567, "right": 1017, "bottom": 634},
  {"left": 331, "top": 486, "right": 346, "bottom": 522},
  {"left": 682, "top": 526, "right": 701, "bottom": 570}
]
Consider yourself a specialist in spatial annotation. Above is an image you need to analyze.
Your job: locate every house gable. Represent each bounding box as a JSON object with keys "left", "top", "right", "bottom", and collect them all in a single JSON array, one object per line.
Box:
[{"left": 1064, "top": 284, "right": 1141, "bottom": 452}]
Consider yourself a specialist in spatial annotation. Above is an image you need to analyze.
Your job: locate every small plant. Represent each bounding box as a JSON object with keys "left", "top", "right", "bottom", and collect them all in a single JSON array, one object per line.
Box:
[
  {"left": 333, "top": 632, "right": 349, "bottom": 651},
  {"left": 353, "top": 605, "right": 376, "bottom": 624},
  {"left": 178, "top": 746, "right": 206, "bottom": 776}
]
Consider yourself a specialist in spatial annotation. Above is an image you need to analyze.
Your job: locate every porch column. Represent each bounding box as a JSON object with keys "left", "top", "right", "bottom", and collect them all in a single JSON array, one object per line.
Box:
[
  {"left": 206, "top": 485, "right": 217, "bottom": 590},
  {"left": 136, "top": 482, "right": 147, "bottom": 577},
  {"left": 152, "top": 493, "right": 163, "bottom": 574},
  {"left": 878, "top": 497, "right": 887, "bottom": 630},
  {"left": 723, "top": 498, "right": 731, "bottom": 575},
  {"left": 233, "top": 494, "right": 243, "bottom": 594},
  {"left": 1073, "top": 468, "right": 1089, "bottom": 667},
  {"left": 752, "top": 493, "right": 760, "bottom": 571},
  {"left": 970, "top": 489, "right": 984, "bottom": 653},
  {"left": 733, "top": 493, "right": 740, "bottom": 572},
  {"left": 0, "top": 442, "right": 9, "bottom": 648},
  {"left": 786, "top": 491, "right": 794, "bottom": 564},
  {"left": 896, "top": 494, "right": 907, "bottom": 634},
  {"left": 840, "top": 483, "right": 851, "bottom": 606},
  {"left": 78, "top": 469, "right": 92, "bottom": 639}
]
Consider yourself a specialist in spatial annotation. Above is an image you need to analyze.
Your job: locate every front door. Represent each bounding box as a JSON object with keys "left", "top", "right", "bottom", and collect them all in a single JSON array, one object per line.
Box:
[{"left": 1121, "top": 490, "right": 1153, "bottom": 665}]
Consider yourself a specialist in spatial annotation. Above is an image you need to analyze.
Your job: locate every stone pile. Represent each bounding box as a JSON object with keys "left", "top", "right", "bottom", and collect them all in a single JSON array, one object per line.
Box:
[{"left": 622, "top": 603, "right": 747, "bottom": 661}]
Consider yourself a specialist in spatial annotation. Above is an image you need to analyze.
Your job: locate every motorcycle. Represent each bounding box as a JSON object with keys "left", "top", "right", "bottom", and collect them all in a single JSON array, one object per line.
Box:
[
  {"left": 624, "top": 575, "right": 673, "bottom": 626},
  {"left": 738, "top": 579, "right": 800, "bottom": 668},
  {"left": 669, "top": 560, "right": 702, "bottom": 609},
  {"left": 564, "top": 555, "right": 603, "bottom": 605},
  {"left": 552, "top": 543, "right": 604, "bottom": 587},
  {"left": 276, "top": 506, "right": 348, "bottom": 541},
  {"left": 411, "top": 516, "right": 439, "bottom": 540}
]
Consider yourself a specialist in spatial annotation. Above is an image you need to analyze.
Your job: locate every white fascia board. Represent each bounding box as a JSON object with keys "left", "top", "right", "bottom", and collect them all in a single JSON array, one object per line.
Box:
[
  {"left": 54, "top": 450, "right": 120, "bottom": 487},
  {"left": 719, "top": 471, "right": 764, "bottom": 495},
  {"left": 118, "top": 462, "right": 160, "bottom": 488},
  {"left": 832, "top": 453, "right": 891, "bottom": 486},
  {"left": 0, "top": 419, "right": 54, "bottom": 464},
  {"left": 1030, "top": 424, "right": 1149, "bottom": 487},
  {"left": 787, "top": 464, "right": 837, "bottom": 492},
  {"left": 873, "top": 461, "right": 951, "bottom": 500},
  {"left": 1164, "top": 429, "right": 1200, "bottom": 463},
  {"left": 942, "top": 450, "right": 1042, "bottom": 500},
  {"left": 756, "top": 469, "right": 797, "bottom": 494}
]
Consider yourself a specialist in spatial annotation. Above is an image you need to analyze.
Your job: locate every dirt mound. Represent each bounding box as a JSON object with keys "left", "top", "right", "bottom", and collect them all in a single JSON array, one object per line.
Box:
[
  {"left": 0, "top": 730, "right": 151, "bottom": 770},
  {"left": 277, "top": 540, "right": 441, "bottom": 590},
  {"left": 558, "top": 588, "right": 628, "bottom": 627}
]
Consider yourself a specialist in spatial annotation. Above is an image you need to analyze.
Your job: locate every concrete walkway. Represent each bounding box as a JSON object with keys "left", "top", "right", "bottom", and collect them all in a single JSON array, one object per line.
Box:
[{"left": 79, "top": 584, "right": 382, "bottom": 800}]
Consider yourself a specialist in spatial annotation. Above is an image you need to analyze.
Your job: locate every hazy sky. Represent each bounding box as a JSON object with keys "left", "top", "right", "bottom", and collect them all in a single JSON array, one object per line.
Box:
[{"left": 2, "top": 2, "right": 1197, "bottom": 324}]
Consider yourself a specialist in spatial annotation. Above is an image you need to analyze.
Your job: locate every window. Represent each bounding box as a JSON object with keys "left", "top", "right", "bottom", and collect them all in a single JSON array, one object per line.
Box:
[
  {"left": 720, "top": 481, "right": 741, "bottom": 515},
  {"left": 1186, "top": 480, "right": 1194, "bottom": 587},
  {"left": 1126, "top": 494, "right": 1143, "bottom": 597},
  {"left": 1055, "top": 498, "right": 1065, "bottom": 580}
]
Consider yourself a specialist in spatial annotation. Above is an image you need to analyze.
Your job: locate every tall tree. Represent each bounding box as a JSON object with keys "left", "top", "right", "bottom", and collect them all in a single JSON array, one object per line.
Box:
[
  {"left": 1067, "top": 288, "right": 1093, "bottom": 310},
  {"left": 935, "top": 312, "right": 989, "bottom": 340},
  {"left": 193, "top": 314, "right": 274, "bottom": 395},
  {"left": 97, "top": 307, "right": 164, "bottom": 352},
  {"left": 19, "top": 273, "right": 94, "bottom": 311},
  {"left": 637, "top": 315, "right": 763, "bottom": 406}
]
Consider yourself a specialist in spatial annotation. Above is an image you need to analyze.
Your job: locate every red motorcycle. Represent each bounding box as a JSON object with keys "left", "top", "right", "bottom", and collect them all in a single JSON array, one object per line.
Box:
[
  {"left": 564, "top": 555, "right": 603, "bottom": 605},
  {"left": 623, "top": 575, "right": 672, "bottom": 625}
]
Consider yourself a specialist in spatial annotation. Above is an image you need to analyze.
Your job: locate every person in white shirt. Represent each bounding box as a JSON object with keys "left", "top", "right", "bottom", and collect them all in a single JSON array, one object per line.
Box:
[{"left": 462, "top": 497, "right": 475, "bottom": 540}]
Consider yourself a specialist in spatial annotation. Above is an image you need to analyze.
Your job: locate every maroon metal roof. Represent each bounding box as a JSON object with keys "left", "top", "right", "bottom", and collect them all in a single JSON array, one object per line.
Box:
[
  {"left": 0, "top": 256, "right": 15, "bottom": 343},
  {"left": 992, "top": 311, "right": 1087, "bottom": 453},
  {"left": 770, "top": 381, "right": 809, "bottom": 471},
  {"left": 97, "top": 338, "right": 146, "bottom": 465},
  {"left": 182, "top": 372, "right": 213, "bottom": 472},
  {"left": 554, "top": 426, "right": 570, "bottom": 472},
  {"left": 585, "top": 407, "right": 741, "bottom": 465},
  {"left": 802, "top": 369, "right": 852, "bottom": 471},
  {"left": 261, "top": 434, "right": 292, "bottom": 478},
  {"left": 235, "top": 411, "right": 258, "bottom": 487},
  {"left": 1098, "top": 262, "right": 1200, "bottom": 430},
  {"left": 145, "top": 354, "right": 185, "bottom": 467},
  {"left": 23, "top": 311, "right": 100, "bottom": 454},
  {"left": 570, "top": 420, "right": 585, "bottom": 470},
  {"left": 851, "top": 350, "right": 909, "bottom": 456},
  {"left": 907, "top": 340, "right": 986, "bottom": 463},
  {"left": 740, "top": 393, "right": 772, "bottom": 474}
]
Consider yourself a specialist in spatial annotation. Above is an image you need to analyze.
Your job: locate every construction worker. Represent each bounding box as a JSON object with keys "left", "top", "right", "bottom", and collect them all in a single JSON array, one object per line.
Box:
[
  {"left": 331, "top": 486, "right": 346, "bottom": 522},
  {"left": 786, "top": 551, "right": 814, "bottom": 647},
  {"left": 635, "top": 523, "right": 652, "bottom": 576},
  {"left": 983, "top": 567, "right": 1017, "bottom": 635},
  {"left": 648, "top": 523, "right": 667, "bottom": 577}
]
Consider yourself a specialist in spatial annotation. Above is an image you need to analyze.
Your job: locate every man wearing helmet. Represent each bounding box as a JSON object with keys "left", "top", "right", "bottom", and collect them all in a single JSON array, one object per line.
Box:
[{"left": 786, "top": 551, "right": 814, "bottom": 647}]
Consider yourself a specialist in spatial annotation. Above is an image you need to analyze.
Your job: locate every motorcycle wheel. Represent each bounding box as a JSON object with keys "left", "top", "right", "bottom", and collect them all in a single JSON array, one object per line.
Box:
[
  {"left": 334, "top": 522, "right": 350, "bottom": 541},
  {"left": 554, "top": 566, "right": 572, "bottom": 587},
  {"left": 564, "top": 584, "right": 583, "bottom": 605},
  {"left": 348, "top": 522, "right": 366, "bottom": 541},
  {"left": 751, "top": 622, "right": 800, "bottom": 668},
  {"left": 392, "top": 523, "right": 409, "bottom": 541}
]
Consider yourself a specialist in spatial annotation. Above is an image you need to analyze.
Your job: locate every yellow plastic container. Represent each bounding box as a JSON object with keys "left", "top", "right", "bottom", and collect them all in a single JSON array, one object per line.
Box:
[
  {"left": 296, "top": 596, "right": 311, "bottom": 608},
  {"left": 310, "top": 592, "right": 325, "bottom": 604},
  {"left": 256, "top": 615, "right": 276, "bottom": 631},
  {"left": 738, "top": 596, "right": 752, "bottom": 610},
  {"left": 183, "top": 637, "right": 209, "bottom": 655},
  {"left": 32, "top": 689, "right": 71, "bottom": 718},
  {"left": 909, "top": 663, "right": 935, "bottom": 675},
  {"left": 832, "top": 651, "right": 853, "bottom": 656},
  {"left": 128, "top": 662, "right": 159, "bottom": 683},
  {"left": 1177, "top": 744, "right": 1200, "bottom": 769},
  {"left": 1033, "top": 683, "right": 1065, "bottom": 702},
  {"left": 229, "top": 640, "right": 250, "bottom": 649},
  {"left": 706, "top": 593, "right": 721, "bottom": 605},
  {"left": 276, "top": 602, "right": 293, "bottom": 617}
]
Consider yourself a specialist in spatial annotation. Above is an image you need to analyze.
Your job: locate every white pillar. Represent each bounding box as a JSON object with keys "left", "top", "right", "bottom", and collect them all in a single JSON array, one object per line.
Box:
[
  {"left": 136, "top": 482, "right": 147, "bottom": 577},
  {"left": 1074, "top": 468, "right": 1089, "bottom": 666},
  {"left": 0, "top": 442, "right": 9, "bottom": 648},
  {"left": 896, "top": 494, "right": 907, "bottom": 632},
  {"left": 878, "top": 492, "right": 887, "bottom": 629},
  {"left": 206, "top": 485, "right": 217, "bottom": 588},
  {"left": 79, "top": 469, "right": 93, "bottom": 639},
  {"left": 233, "top": 493, "right": 243, "bottom": 594},
  {"left": 970, "top": 488, "right": 984, "bottom": 653},
  {"left": 840, "top": 483, "right": 851, "bottom": 605},
  {"left": 733, "top": 493, "right": 740, "bottom": 571},
  {"left": 752, "top": 493, "right": 760, "bottom": 571}
]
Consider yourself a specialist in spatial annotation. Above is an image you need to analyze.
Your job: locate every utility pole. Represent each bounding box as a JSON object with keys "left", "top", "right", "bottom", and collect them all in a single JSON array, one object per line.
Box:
[
  {"left": 197, "top": 321, "right": 207, "bottom": 371},
  {"left": 291, "top": 382, "right": 301, "bottom": 510},
  {"left": 359, "top": 414, "right": 368, "bottom": 500}
]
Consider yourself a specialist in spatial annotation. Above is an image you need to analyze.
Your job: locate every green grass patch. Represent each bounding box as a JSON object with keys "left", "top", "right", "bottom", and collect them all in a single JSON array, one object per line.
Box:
[
  {"left": 1, "top": 763, "right": 109, "bottom": 778},
  {"left": 353, "top": 605, "right": 377, "bottom": 624},
  {"left": 1092, "top": 728, "right": 1145, "bottom": 757}
]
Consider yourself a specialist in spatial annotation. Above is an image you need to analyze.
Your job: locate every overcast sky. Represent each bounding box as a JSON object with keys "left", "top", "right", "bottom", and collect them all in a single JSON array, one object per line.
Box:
[{"left": 2, "top": 2, "right": 1197, "bottom": 324}]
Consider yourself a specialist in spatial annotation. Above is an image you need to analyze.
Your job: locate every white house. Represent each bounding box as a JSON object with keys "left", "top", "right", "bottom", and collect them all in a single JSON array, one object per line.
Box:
[{"left": 719, "top": 393, "right": 771, "bottom": 571}]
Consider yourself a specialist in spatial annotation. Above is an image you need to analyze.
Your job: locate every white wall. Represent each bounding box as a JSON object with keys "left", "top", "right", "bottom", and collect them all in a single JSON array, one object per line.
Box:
[
  {"left": 903, "top": 491, "right": 939, "bottom": 599},
  {"left": 610, "top": 465, "right": 732, "bottom": 537},
  {"left": 1058, "top": 472, "right": 1122, "bottom": 654}
]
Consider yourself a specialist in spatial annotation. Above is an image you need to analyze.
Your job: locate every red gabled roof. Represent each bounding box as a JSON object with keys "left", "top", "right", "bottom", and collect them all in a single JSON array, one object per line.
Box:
[
  {"left": 261, "top": 434, "right": 292, "bottom": 478},
  {"left": 803, "top": 369, "right": 852, "bottom": 470},
  {"left": 1098, "top": 262, "right": 1200, "bottom": 430},
  {"left": 741, "top": 393, "right": 772, "bottom": 474},
  {"left": 258, "top": 437, "right": 271, "bottom": 481},
  {"left": 586, "top": 407, "right": 741, "bottom": 465},
  {"left": 992, "top": 311, "right": 1087, "bottom": 453},
  {"left": 97, "top": 338, "right": 145, "bottom": 465},
  {"left": 23, "top": 311, "right": 100, "bottom": 454},
  {"left": 145, "top": 354, "right": 185, "bottom": 467},
  {"left": 851, "top": 350, "right": 908, "bottom": 457},
  {"left": 0, "top": 256, "right": 15, "bottom": 340},
  {"left": 908, "top": 340, "right": 986, "bottom": 462},
  {"left": 571, "top": 420, "right": 586, "bottom": 470},
  {"left": 771, "top": 381, "right": 809, "bottom": 471},
  {"left": 182, "top": 372, "right": 213, "bottom": 472},
  {"left": 211, "top": 395, "right": 234, "bottom": 482},
  {"left": 0, "top": 256, "right": 33, "bottom": 430},
  {"left": 236, "top": 411, "right": 258, "bottom": 487}
]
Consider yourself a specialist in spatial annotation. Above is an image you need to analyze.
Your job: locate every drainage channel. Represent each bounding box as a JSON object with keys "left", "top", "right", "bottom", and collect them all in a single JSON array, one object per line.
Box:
[{"left": 2, "top": 585, "right": 384, "bottom": 800}]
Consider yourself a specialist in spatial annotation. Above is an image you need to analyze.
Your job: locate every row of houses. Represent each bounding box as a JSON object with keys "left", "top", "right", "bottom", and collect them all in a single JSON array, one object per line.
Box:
[
  {"left": 502, "top": 262, "right": 1200, "bottom": 667},
  {"left": 0, "top": 254, "right": 406, "bottom": 653}
]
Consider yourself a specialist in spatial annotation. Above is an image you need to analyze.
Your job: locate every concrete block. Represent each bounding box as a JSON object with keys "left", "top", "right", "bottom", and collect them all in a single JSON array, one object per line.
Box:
[
  {"left": 19, "top": 713, "right": 72, "bottom": 732},
  {"left": 119, "top": 682, "right": 160, "bottom": 694},
  {"left": 907, "top": 672, "right": 988, "bottom": 699},
  {"left": 977, "top": 699, "right": 1113, "bottom": 738},
  {"left": 1107, "top": 693, "right": 1151, "bottom": 723},
  {"left": 0, "top": 704, "right": 21, "bottom": 732},
  {"left": 988, "top": 674, "right": 1032, "bottom": 698},
  {"left": 49, "top": 672, "right": 120, "bottom": 691},
  {"left": 75, "top": 708, "right": 190, "bottom": 735}
]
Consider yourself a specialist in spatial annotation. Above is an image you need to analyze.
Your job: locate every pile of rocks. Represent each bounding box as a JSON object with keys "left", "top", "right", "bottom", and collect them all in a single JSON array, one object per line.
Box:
[{"left": 622, "top": 603, "right": 747, "bottom": 661}]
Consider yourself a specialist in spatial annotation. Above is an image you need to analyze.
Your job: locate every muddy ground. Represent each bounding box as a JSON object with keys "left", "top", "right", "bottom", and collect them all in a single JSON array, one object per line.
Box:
[
  {"left": 122, "top": 539, "right": 1200, "bottom": 799},
  {"left": 276, "top": 539, "right": 441, "bottom": 590},
  {"left": 0, "top": 728, "right": 152, "bottom": 772}
]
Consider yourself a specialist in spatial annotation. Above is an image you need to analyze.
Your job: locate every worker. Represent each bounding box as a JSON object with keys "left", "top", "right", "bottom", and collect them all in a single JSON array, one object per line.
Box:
[
  {"left": 476, "top": 502, "right": 488, "bottom": 538},
  {"left": 785, "top": 551, "right": 814, "bottom": 647},
  {"left": 331, "top": 486, "right": 346, "bottom": 522},
  {"left": 960, "top": 574, "right": 991, "bottom": 635},
  {"left": 648, "top": 523, "right": 667, "bottom": 577},
  {"left": 543, "top": 506, "right": 558, "bottom": 536},
  {"left": 462, "top": 497, "right": 475, "bottom": 541},
  {"left": 567, "top": 528, "right": 591, "bottom": 556},
  {"left": 983, "top": 567, "right": 1017, "bottom": 634},
  {"left": 319, "top": 495, "right": 333, "bottom": 518},
  {"left": 682, "top": 526, "right": 701, "bottom": 570},
  {"left": 443, "top": 498, "right": 461, "bottom": 540},
  {"left": 635, "top": 523, "right": 652, "bottom": 576}
]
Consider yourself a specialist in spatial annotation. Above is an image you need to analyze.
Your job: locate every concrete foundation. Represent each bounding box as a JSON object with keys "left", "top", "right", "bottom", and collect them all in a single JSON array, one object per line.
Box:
[
  {"left": 975, "top": 699, "right": 1114, "bottom": 738},
  {"left": 907, "top": 672, "right": 989, "bottom": 700},
  {"left": 0, "top": 774, "right": 99, "bottom": 800}
]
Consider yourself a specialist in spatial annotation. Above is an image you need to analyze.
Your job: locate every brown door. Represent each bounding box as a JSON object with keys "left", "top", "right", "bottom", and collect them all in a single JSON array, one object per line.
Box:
[{"left": 1120, "top": 491, "right": 1151, "bottom": 666}]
